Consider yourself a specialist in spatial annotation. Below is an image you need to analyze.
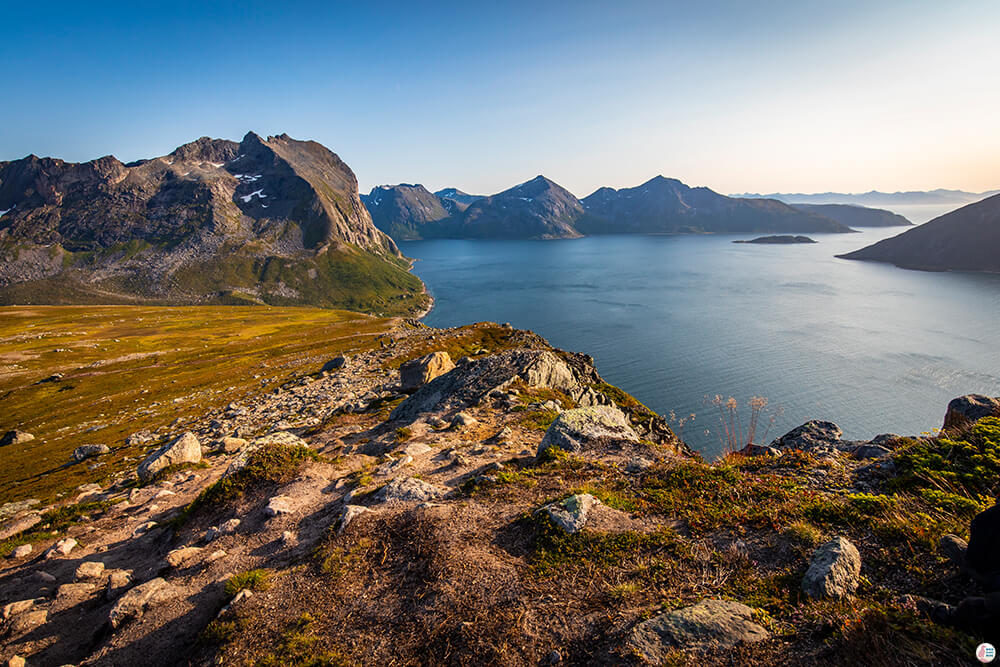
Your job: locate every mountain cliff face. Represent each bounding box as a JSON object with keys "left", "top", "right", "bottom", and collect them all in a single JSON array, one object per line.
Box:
[
  {"left": 837, "top": 193, "right": 1000, "bottom": 273},
  {"left": 362, "top": 184, "right": 450, "bottom": 240},
  {"left": 0, "top": 133, "right": 427, "bottom": 313},
  {"left": 434, "top": 187, "right": 482, "bottom": 213},
  {"left": 578, "top": 176, "right": 855, "bottom": 234},
  {"left": 790, "top": 203, "right": 911, "bottom": 227}
]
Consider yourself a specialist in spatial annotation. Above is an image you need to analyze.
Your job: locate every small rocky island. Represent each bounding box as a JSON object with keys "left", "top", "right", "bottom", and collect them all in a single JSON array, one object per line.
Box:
[{"left": 734, "top": 235, "right": 817, "bottom": 244}]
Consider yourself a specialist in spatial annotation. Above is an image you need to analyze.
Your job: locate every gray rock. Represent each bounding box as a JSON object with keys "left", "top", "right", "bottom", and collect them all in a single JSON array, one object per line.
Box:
[
  {"left": 9, "top": 544, "right": 32, "bottom": 559},
  {"left": 2, "top": 599, "right": 37, "bottom": 620},
  {"left": 4, "top": 609, "right": 47, "bottom": 636},
  {"left": 105, "top": 569, "right": 133, "bottom": 600},
  {"left": 374, "top": 477, "right": 447, "bottom": 504},
  {"left": 771, "top": 420, "right": 844, "bottom": 451},
  {"left": 165, "top": 546, "right": 203, "bottom": 568},
  {"left": 48, "top": 537, "right": 77, "bottom": 557},
  {"left": 537, "top": 405, "right": 638, "bottom": 457},
  {"left": 938, "top": 534, "right": 968, "bottom": 567},
  {"left": 224, "top": 431, "right": 310, "bottom": 476},
  {"left": 0, "top": 514, "right": 41, "bottom": 540},
  {"left": 0, "top": 430, "right": 34, "bottom": 447},
  {"left": 869, "top": 433, "right": 901, "bottom": 447},
  {"left": 625, "top": 456, "right": 654, "bottom": 473},
  {"left": 321, "top": 355, "right": 348, "bottom": 372},
  {"left": 72, "top": 443, "right": 110, "bottom": 462},
  {"left": 75, "top": 560, "right": 105, "bottom": 580},
  {"left": 451, "top": 411, "right": 478, "bottom": 428},
  {"left": 109, "top": 577, "right": 177, "bottom": 628},
  {"left": 137, "top": 432, "right": 202, "bottom": 482},
  {"left": 265, "top": 495, "right": 296, "bottom": 517},
  {"left": 852, "top": 444, "right": 892, "bottom": 460},
  {"left": 736, "top": 443, "right": 781, "bottom": 457},
  {"left": 400, "top": 351, "right": 455, "bottom": 392},
  {"left": 628, "top": 598, "right": 770, "bottom": 660},
  {"left": 539, "top": 494, "right": 601, "bottom": 534},
  {"left": 943, "top": 394, "right": 1000, "bottom": 431},
  {"left": 338, "top": 505, "right": 371, "bottom": 533},
  {"left": 391, "top": 349, "right": 580, "bottom": 421},
  {"left": 802, "top": 536, "right": 861, "bottom": 599}
]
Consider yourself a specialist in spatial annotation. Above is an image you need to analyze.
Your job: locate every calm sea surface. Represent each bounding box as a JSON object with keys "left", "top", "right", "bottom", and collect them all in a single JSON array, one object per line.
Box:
[{"left": 400, "top": 227, "right": 1000, "bottom": 458}]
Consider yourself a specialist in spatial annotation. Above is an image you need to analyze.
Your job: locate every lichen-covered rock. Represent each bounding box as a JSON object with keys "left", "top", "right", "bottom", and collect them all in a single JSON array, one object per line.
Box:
[
  {"left": 943, "top": 394, "right": 1000, "bottom": 431},
  {"left": 338, "top": 505, "right": 371, "bottom": 533},
  {"left": 391, "top": 349, "right": 579, "bottom": 421},
  {"left": 265, "top": 495, "right": 296, "bottom": 517},
  {"left": 771, "top": 420, "right": 853, "bottom": 452},
  {"left": 400, "top": 351, "right": 455, "bottom": 392},
  {"left": 539, "top": 493, "right": 601, "bottom": 534},
  {"left": 628, "top": 598, "right": 770, "bottom": 660},
  {"left": 109, "top": 577, "right": 177, "bottom": 629},
  {"left": 47, "top": 537, "right": 77, "bottom": 557},
  {"left": 224, "top": 430, "right": 310, "bottom": 476},
  {"left": 72, "top": 443, "right": 110, "bottom": 462},
  {"left": 537, "top": 405, "right": 638, "bottom": 457},
  {"left": 0, "top": 514, "right": 41, "bottom": 541},
  {"left": 165, "top": 546, "right": 203, "bottom": 568},
  {"left": 802, "top": 536, "right": 861, "bottom": 599},
  {"left": 137, "top": 432, "right": 201, "bottom": 482},
  {"left": 374, "top": 477, "right": 447, "bottom": 504}
]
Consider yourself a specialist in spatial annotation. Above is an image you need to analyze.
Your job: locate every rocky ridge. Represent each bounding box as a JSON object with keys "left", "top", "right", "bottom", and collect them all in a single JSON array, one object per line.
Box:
[{"left": 0, "top": 321, "right": 995, "bottom": 665}]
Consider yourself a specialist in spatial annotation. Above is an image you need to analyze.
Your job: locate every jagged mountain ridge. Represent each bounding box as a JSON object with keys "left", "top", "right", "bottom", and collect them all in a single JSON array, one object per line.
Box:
[
  {"left": 578, "top": 176, "right": 854, "bottom": 234},
  {"left": 361, "top": 184, "right": 450, "bottom": 240},
  {"left": 362, "top": 174, "right": 861, "bottom": 240},
  {"left": 837, "top": 193, "right": 1000, "bottom": 273},
  {"left": 0, "top": 133, "right": 426, "bottom": 313}
]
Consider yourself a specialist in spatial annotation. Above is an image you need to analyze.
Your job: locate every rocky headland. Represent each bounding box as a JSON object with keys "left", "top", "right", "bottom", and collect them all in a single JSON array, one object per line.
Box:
[{"left": 0, "top": 317, "right": 996, "bottom": 665}]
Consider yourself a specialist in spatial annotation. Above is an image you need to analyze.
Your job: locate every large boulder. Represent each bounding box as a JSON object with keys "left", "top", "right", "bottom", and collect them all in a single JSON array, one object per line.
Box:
[
  {"left": 943, "top": 394, "right": 1000, "bottom": 431},
  {"left": 391, "top": 349, "right": 579, "bottom": 421},
  {"left": 537, "top": 405, "right": 638, "bottom": 457},
  {"left": 137, "top": 432, "right": 202, "bottom": 482},
  {"left": 400, "top": 351, "right": 455, "bottom": 392},
  {"left": 802, "top": 536, "right": 861, "bottom": 599},
  {"left": 224, "top": 431, "right": 309, "bottom": 476},
  {"left": 628, "top": 598, "right": 770, "bottom": 660}
]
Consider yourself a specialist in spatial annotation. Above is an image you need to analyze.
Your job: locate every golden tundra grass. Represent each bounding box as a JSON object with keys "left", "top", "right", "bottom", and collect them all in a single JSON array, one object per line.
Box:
[{"left": 0, "top": 305, "right": 393, "bottom": 504}]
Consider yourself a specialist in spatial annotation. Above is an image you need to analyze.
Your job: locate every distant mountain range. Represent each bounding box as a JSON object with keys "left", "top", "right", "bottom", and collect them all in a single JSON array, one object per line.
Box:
[
  {"left": 362, "top": 175, "right": 913, "bottom": 240},
  {"left": 0, "top": 133, "right": 427, "bottom": 313},
  {"left": 838, "top": 193, "right": 1000, "bottom": 273},
  {"left": 735, "top": 188, "right": 1000, "bottom": 207}
]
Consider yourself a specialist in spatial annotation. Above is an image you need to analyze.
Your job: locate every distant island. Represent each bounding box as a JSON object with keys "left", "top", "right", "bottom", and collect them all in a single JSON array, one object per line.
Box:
[
  {"left": 838, "top": 193, "right": 1000, "bottom": 273},
  {"left": 734, "top": 235, "right": 817, "bottom": 244},
  {"left": 735, "top": 188, "right": 999, "bottom": 208}
]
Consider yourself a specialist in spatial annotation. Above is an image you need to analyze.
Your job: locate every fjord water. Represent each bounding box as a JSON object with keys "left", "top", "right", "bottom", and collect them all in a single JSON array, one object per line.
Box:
[{"left": 401, "top": 228, "right": 1000, "bottom": 459}]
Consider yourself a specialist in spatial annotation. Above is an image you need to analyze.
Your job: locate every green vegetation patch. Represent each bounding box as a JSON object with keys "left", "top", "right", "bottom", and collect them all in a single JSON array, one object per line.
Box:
[
  {"left": 259, "top": 613, "right": 354, "bottom": 667},
  {"left": 174, "top": 444, "right": 321, "bottom": 525},
  {"left": 225, "top": 569, "right": 272, "bottom": 597}
]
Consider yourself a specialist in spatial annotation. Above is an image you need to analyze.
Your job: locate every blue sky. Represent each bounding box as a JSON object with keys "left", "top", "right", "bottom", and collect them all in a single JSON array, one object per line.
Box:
[{"left": 1, "top": 0, "right": 997, "bottom": 196}]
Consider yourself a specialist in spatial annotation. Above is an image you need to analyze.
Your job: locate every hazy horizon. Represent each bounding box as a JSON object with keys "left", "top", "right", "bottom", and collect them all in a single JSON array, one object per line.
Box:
[{"left": 3, "top": 1, "right": 998, "bottom": 196}]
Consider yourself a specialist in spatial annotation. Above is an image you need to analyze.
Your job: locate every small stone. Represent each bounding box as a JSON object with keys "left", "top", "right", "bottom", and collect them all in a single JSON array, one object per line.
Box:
[
  {"left": 75, "top": 560, "right": 106, "bottom": 580},
  {"left": 0, "top": 430, "right": 34, "bottom": 447},
  {"left": 72, "top": 443, "right": 110, "bottom": 462},
  {"left": 49, "top": 537, "right": 77, "bottom": 556},
  {"left": 265, "top": 495, "right": 295, "bottom": 517},
  {"left": 219, "top": 436, "right": 247, "bottom": 453},
  {"left": 133, "top": 521, "right": 158, "bottom": 536},
  {"left": 539, "top": 494, "right": 600, "bottom": 534},
  {"left": 802, "top": 536, "right": 862, "bottom": 599},
  {"left": 8, "top": 655, "right": 26, "bottom": 667},
  {"left": 281, "top": 530, "right": 296, "bottom": 544},
  {"left": 852, "top": 444, "right": 892, "bottom": 460},
  {"left": 625, "top": 456, "right": 654, "bottom": 473},
  {"left": 9, "top": 544, "right": 32, "bottom": 559},
  {"left": 2, "top": 599, "right": 36, "bottom": 619},
  {"left": 165, "top": 546, "right": 203, "bottom": 568},
  {"left": 321, "top": 355, "right": 348, "bottom": 372},
  {"left": 105, "top": 569, "right": 133, "bottom": 599},
  {"left": 57, "top": 582, "right": 96, "bottom": 599},
  {"left": 35, "top": 570, "right": 56, "bottom": 583},
  {"left": 339, "top": 505, "right": 371, "bottom": 533},
  {"left": 206, "top": 549, "right": 227, "bottom": 563},
  {"left": 402, "top": 442, "right": 432, "bottom": 457},
  {"left": 451, "top": 411, "right": 478, "bottom": 428},
  {"left": 6, "top": 609, "right": 47, "bottom": 635}
]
